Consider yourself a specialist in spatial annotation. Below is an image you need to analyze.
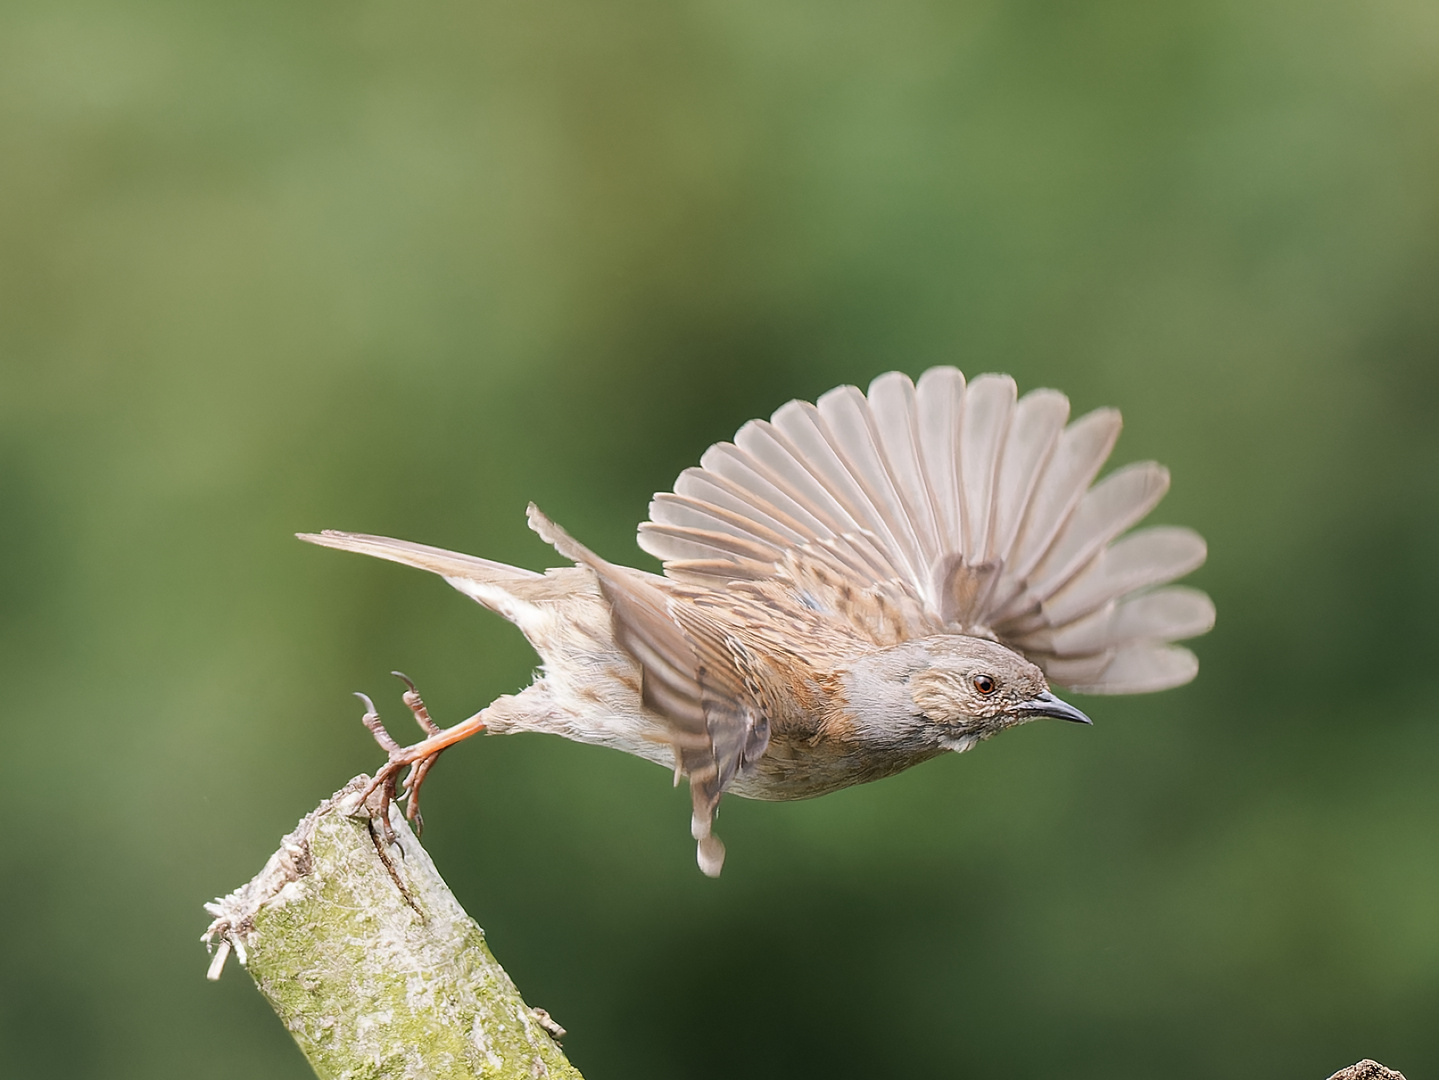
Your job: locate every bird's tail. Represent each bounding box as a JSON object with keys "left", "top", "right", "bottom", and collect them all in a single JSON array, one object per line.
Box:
[{"left": 297, "top": 529, "right": 551, "bottom": 630}]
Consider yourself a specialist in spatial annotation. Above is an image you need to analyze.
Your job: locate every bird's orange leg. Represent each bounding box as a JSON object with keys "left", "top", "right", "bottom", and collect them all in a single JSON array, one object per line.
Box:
[{"left": 353, "top": 672, "right": 487, "bottom": 839}]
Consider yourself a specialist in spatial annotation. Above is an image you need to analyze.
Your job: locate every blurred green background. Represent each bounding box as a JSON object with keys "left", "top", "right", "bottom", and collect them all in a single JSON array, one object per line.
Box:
[{"left": 2, "top": 0, "right": 1437, "bottom": 1077}]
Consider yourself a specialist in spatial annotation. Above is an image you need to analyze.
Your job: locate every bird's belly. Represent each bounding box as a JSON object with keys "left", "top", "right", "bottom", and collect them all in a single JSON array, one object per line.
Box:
[
  {"left": 728, "top": 735, "right": 944, "bottom": 802},
  {"left": 481, "top": 666, "right": 678, "bottom": 771},
  {"left": 495, "top": 669, "right": 942, "bottom": 802}
]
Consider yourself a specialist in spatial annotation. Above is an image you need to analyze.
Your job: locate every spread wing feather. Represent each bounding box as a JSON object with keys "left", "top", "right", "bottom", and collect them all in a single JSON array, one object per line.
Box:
[
  {"left": 639, "top": 367, "right": 1211, "bottom": 694},
  {"left": 957, "top": 373, "right": 1016, "bottom": 560}
]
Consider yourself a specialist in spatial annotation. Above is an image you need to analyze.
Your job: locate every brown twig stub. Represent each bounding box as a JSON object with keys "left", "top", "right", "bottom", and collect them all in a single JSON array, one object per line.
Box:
[
  {"left": 530, "top": 1008, "right": 566, "bottom": 1043},
  {"left": 1326, "top": 1061, "right": 1407, "bottom": 1080}
]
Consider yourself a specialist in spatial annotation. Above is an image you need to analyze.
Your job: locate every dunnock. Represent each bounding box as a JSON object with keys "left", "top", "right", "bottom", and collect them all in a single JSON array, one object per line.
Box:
[{"left": 303, "top": 368, "right": 1212, "bottom": 875}]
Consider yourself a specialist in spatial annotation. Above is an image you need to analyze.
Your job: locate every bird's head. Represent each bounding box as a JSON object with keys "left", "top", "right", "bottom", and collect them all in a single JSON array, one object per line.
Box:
[
  {"left": 843, "top": 634, "right": 1091, "bottom": 753},
  {"left": 909, "top": 635, "right": 1091, "bottom": 747}
]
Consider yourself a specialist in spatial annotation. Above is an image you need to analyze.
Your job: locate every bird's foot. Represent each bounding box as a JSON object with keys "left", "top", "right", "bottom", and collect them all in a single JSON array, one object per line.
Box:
[{"left": 352, "top": 672, "right": 487, "bottom": 840}]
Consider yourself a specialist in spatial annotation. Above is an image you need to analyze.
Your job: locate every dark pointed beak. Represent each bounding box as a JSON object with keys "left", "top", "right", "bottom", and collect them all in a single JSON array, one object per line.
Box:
[{"left": 1017, "top": 690, "right": 1092, "bottom": 725}]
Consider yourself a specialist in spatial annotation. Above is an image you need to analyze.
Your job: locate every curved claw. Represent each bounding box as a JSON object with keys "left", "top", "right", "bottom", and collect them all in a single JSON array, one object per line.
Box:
[
  {"left": 345, "top": 678, "right": 487, "bottom": 844},
  {"left": 356, "top": 691, "right": 403, "bottom": 754},
  {"left": 390, "top": 671, "right": 442, "bottom": 736},
  {"left": 402, "top": 753, "right": 443, "bottom": 835}
]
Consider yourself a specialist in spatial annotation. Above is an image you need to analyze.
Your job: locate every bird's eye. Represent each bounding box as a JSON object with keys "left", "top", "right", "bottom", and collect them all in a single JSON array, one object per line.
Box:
[{"left": 973, "top": 674, "right": 996, "bottom": 695}]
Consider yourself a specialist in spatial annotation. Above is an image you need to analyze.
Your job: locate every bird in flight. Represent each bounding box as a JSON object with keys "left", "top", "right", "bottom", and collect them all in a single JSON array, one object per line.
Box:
[{"left": 302, "top": 368, "right": 1212, "bottom": 875}]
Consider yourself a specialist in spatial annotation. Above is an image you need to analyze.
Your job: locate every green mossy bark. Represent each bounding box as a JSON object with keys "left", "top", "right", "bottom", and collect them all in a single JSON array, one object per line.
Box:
[{"left": 205, "top": 778, "right": 582, "bottom": 1080}]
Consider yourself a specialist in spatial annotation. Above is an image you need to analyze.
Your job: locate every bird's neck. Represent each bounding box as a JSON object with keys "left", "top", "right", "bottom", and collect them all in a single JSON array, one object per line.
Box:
[{"left": 834, "top": 641, "right": 937, "bottom": 754}]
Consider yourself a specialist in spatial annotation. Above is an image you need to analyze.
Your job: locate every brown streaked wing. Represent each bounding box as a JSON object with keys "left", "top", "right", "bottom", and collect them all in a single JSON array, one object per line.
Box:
[{"left": 526, "top": 504, "right": 769, "bottom": 876}]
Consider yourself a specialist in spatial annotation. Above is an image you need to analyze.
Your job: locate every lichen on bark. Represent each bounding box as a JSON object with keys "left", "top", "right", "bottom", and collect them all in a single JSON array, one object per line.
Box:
[{"left": 204, "top": 776, "right": 581, "bottom": 1080}]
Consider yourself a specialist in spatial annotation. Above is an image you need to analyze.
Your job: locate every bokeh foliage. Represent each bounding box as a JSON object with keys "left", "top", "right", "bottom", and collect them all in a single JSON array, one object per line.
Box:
[{"left": 1, "top": 0, "right": 1437, "bottom": 1076}]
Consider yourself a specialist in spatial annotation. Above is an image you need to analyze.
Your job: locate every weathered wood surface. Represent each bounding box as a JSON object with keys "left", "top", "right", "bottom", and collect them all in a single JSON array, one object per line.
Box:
[{"left": 203, "top": 776, "right": 581, "bottom": 1080}]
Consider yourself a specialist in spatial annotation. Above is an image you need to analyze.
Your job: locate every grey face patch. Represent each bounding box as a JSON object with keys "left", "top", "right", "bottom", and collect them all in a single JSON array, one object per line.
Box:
[{"left": 838, "top": 633, "right": 1054, "bottom": 755}]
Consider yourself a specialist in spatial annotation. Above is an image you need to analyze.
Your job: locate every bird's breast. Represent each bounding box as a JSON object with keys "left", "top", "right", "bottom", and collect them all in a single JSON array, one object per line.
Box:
[{"left": 729, "top": 729, "right": 945, "bottom": 802}]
